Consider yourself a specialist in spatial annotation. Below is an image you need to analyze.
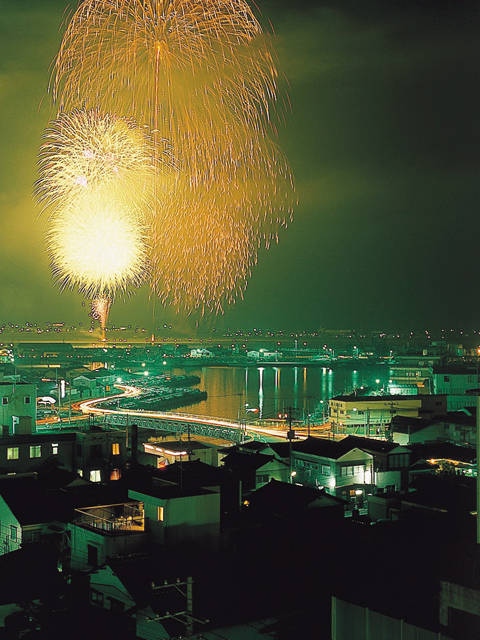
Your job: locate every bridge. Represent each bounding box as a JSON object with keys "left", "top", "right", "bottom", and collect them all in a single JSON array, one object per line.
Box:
[{"left": 78, "top": 386, "right": 284, "bottom": 443}]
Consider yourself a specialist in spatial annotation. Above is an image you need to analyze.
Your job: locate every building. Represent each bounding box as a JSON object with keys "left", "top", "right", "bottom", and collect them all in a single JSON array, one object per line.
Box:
[
  {"left": 75, "top": 425, "right": 127, "bottom": 482},
  {"left": 72, "top": 368, "right": 117, "bottom": 397},
  {"left": 0, "top": 382, "right": 36, "bottom": 436},
  {"left": 290, "top": 436, "right": 374, "bottom": 504},
  {"left": 69, "top": 500, "right": 147, "bottom": 571},
  {"left": 328, "top": 394, "right": 447, "bottom": 436},
  {"left": 140, "top": 437, "right": 218, "bottom": 468},
  {"left": 128, "top": 482, "right": 220, "bottom": 549},
  {"left": 0, "top": 432, "right": 75, "bottom": 475},
  {"left": 432, "top": 365, "right": 480, "bottom": 411}
]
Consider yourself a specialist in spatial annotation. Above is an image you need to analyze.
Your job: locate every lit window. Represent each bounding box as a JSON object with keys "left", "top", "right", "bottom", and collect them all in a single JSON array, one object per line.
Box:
[
  {"left": 29, "top": 445, "right": 41, "bottom": 459},
  {"left": 52, "top": 443, "right": 58, "bottom": 455},
  {"left": 157, "top": 506, "right": 164, "bottom": 521},
  {"left": 110, "top": 468, "right": 121, "bottom": 481},
  {"left": 7, "top": 447, "right": 19, "bottom": 460},
  {"left": 89, "top": 469, "right": 101, "bottom": 482},
  {"left": 111, "top": 442, "right": 120, "bottom": 456}
]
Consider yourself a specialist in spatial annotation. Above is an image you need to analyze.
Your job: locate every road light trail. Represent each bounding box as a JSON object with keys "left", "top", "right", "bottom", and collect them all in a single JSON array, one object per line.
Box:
[{"left": 79, "top": 383, "right": 302, "bottom": 441}]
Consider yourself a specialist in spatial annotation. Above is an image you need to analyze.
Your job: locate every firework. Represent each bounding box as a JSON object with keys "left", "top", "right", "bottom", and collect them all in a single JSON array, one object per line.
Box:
[
  {"left": 47, "top": 193, "right": 148, "bottom": 299},
  {"left": 150, "top": 137, "right": 294, "bottom": 312},
  {"left": 46, "top": 0, "right": 294, "bottom": 315},
  {"left": 52, "top": 0, "right": 279, "bottom": 136},
  {"left": 90, "top": 296, "right": 112, "bottom": 337},
  {"left": 35, "top": 108, "right": 160, "bottom": 215}
]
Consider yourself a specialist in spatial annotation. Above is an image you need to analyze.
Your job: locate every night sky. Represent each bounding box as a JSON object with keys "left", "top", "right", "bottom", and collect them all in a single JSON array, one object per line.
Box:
[{"left": 1, "top": 0, "right": 479, "bottom": 333}]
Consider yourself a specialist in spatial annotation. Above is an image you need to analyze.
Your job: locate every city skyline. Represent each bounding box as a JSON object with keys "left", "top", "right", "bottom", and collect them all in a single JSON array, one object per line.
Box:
[{"left": 1, "top": 0, "right": 480, "bottom": 333}]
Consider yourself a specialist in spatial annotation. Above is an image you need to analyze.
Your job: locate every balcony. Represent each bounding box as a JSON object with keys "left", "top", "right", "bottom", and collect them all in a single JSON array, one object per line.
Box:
[{"left": 74, "top": 501, "right": 144, "bottom": 535}]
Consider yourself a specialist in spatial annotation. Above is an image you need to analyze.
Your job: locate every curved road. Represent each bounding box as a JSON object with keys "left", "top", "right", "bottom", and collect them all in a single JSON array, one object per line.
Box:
[{"left": 78, "top": 384, "right": 295, "bottom": 442}]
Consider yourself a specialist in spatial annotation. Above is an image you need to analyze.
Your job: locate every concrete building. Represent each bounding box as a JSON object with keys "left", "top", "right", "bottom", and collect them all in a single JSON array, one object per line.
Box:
[
  {"left": 0, "top": 382, "right": 36, "bottom": 436},
  {"left": 328, "top": 394, "right": 447, "bottom": 436}
]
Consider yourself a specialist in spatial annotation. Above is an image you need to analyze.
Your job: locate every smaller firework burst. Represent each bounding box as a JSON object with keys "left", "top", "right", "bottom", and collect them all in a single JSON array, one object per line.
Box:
[{"left": 35, "top": 108, "right": 158, "bottom": 215}]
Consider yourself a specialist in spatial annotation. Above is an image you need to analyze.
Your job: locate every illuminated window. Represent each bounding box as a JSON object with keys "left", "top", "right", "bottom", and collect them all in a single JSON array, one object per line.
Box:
[
  {"left": 110, "top": 468, "right": 121, "bottom": 481},
  {"left": 89, "top": 469, "right": 101, "bottom": 482},
  {"left": 52, "top": 443, "right": 58, "bottom": 455},
  {"left": 29, "top": 445, "right": 41, "bottom": 459},
  {"left": 111, "top": 442, "right": 120, "bottom": 456},
  {"left": 7, "top": 447, "right": 19, "bottom": 460},
  {"left": 157, "top": 506, "right": 164, "bottom": 521}
]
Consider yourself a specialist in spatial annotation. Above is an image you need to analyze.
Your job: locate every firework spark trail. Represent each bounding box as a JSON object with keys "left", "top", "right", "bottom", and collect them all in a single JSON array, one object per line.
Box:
[
  {"left": 46, "top": 0, "right": 295, "bottom": 315},
  {"left": 90, "top": 296, "right": 112, "bottom": 335}
]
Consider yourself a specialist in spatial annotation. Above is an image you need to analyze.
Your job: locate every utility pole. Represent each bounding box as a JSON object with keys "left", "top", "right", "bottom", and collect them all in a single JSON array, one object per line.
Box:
[
  {"left": 285, "top": 406, "right": 297, "bottom": 482},
  {"left": 149, "top": 577, "right": 206, "bottom": 637}
]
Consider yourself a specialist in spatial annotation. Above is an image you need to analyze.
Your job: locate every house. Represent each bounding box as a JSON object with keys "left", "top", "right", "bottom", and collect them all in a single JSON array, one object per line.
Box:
[
  {"left": 0, "top": 476, "right": 72, "bottom": 556},
  {"left": 290, "top": 436, "right": 374, "bottom": 503},
  {"left": 190, "top": 348, "right": 213, "bottom": 358},
  {"left": 391, "top": 412, "right": 476, "bottom": 447},
  {"left": 128, "top": 480, "right": 220, "bottom": 549},
  {"left": 220, "top": 449, "right": 290, "bottom": 494},
  {"left": 72, "top": 368, "right": 116, "bottom": 396},
  {"left": 140, "top": 437, "right": 217, "bottom": 468},
  {"left": 75, "top": 425, "right": 127, "bottom": 482},
  {"left": 68, "top": 500, "right": 148, "bottom": 571}
]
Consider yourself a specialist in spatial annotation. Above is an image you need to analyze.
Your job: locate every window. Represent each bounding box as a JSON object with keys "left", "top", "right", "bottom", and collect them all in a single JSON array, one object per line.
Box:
[
  {"left": 24, "top": 396, "right": 31, "bottom": 405},
  {"left": 87, "top": 544, "right": 98, "bottom": 567},
  {"left": 10, "top": 525, "right": 17, "bottom": 541},
  {"left": 157, "top": 506, "right": 165, "bottom": 522},
  {"left": 7, "top": 447, "right": 19, "bottom": 461},
  {"left": 90, "top": 444, "right": 102, "bottom": 457},
  {"left": 52, "top": 443, "right": 58, "bottom": 455},
  {"left": 91, "top": 590, "right": 104, "bottom": 606},
  {"left": 89, "top": 469, "right": 101, "bottom": 482},
  {"left": 321, "top": 464, "right": 330, "bottom": 475},
  {"left": 2, "top": 397, "right": 8, "bottom": 405},
  {"left": 110, "top": 468, "right": 121, "bottom": 481},
  {"left": 29, "top": 445, "right": 41, "bottom": 459},
  {"left": 111, "top": 442, "right": 120, "bottom": 456},
  {"left": 108, "top": 598, "right": 124, "bottom": 614},
  {"left": 256, "top": 474, "right": 269, "bottom": 485}
]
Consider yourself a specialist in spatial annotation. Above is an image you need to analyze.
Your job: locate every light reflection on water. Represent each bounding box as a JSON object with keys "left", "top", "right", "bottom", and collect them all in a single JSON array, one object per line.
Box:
[{"left": 172, "top": 364, "right": 389, "bottom": 421}]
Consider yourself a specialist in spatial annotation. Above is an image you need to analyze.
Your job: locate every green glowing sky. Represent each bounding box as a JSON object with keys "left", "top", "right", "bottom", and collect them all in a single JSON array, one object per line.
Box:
[{"left": 1, "top": 0, "right": 479, "bottom": 333}]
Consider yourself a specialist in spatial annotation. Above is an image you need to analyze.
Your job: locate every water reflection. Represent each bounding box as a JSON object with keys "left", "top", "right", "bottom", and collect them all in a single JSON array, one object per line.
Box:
[{"left": 176, "top": 364, "right": 388, "bottom": 421}]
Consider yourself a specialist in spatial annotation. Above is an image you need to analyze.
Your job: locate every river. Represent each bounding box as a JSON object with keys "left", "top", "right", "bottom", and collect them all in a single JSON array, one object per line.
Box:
[{"left": 170, "top": 363, "right": 389, "bottom": 422}]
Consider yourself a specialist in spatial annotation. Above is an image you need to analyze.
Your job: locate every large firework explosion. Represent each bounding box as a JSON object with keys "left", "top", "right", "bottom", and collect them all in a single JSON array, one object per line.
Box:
[{"left": 40, "top": 0, "right": 294, "bottom": 322}]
